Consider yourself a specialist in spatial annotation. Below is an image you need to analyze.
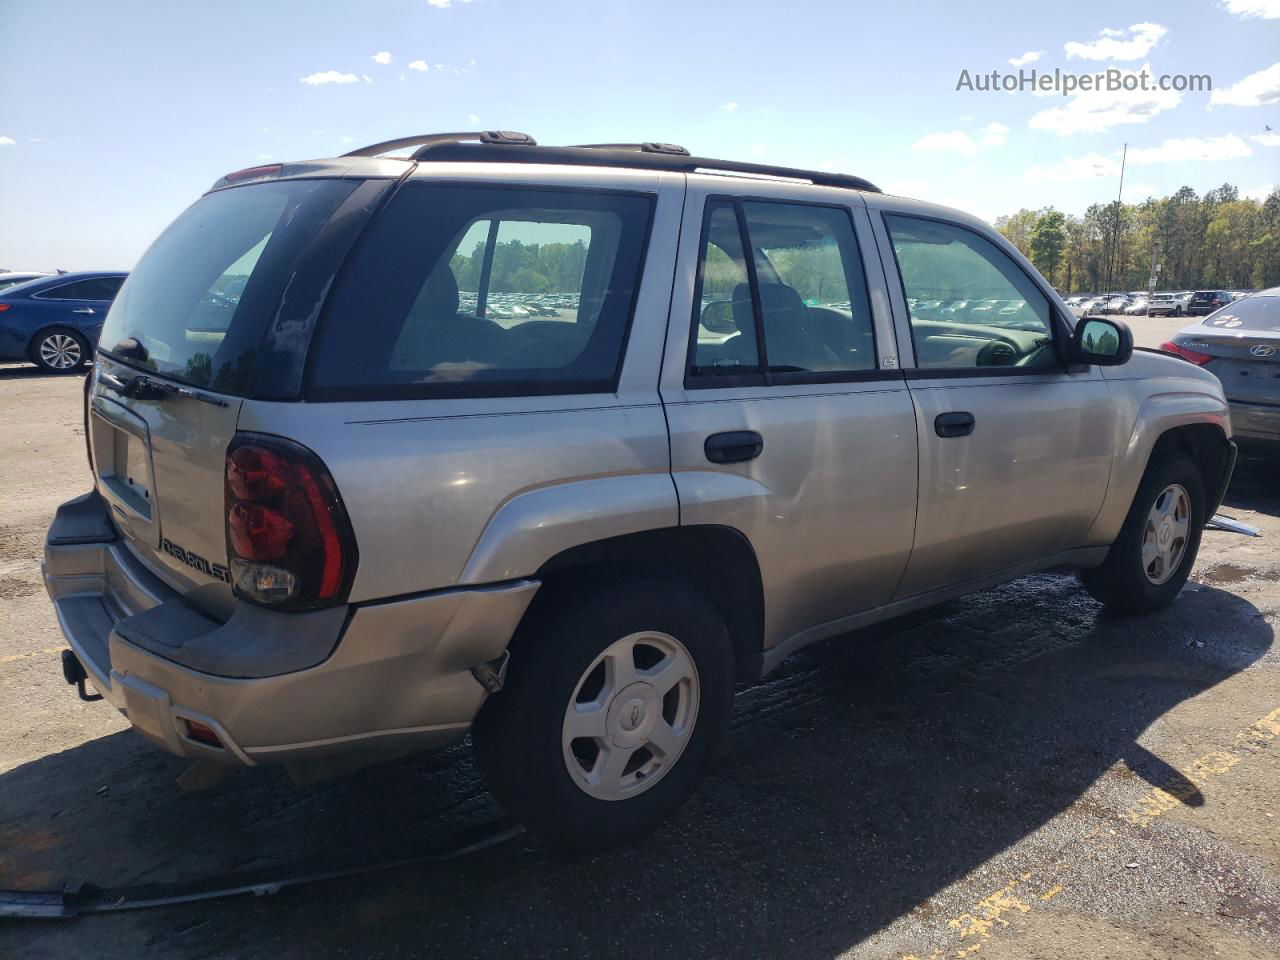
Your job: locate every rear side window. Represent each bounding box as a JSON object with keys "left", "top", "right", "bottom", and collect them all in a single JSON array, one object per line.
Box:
[
  {"left": 37, "top": 278, "right": 116, "bottom": 301},
  {"left": 307, "top": 184, "right": 654, "bottom": 400},
  {"left": 688, "top": 198, "right": 876, "bottom": 383},
  {"left": 98, "top": 179, "right": 359, "bottom": 394}
]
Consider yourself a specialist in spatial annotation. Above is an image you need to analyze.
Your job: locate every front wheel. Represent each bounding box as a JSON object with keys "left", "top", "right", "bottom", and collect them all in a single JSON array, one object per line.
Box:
[
  {"left": 31, "top": 328, "right": 90, "bottom": 373},
  {"left": 471, "top": 576, "right": 735, "bottom": 850},
  {"left": 1080, "top": 454, "right": 1204, "bottom": 614}
]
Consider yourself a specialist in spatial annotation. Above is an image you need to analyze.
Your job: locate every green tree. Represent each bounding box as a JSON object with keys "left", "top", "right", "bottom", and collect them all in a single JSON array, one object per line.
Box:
[{"left": 1029, "top": 209, "right": 1067, "bottom": 287}]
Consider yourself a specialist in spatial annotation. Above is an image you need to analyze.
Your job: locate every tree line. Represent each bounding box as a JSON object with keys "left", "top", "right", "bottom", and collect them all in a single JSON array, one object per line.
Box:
[
  {"left": 995, "top": 185, "right": 1280, "bottom": 294},
  {"left": 451, "top": 238, "right": 589, "bottom": 295}
]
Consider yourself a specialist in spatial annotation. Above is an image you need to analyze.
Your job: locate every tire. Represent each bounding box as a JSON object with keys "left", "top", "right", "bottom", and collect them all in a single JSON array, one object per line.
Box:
[
  {"left": 471, "top": 576, "right": 735, "bottom": 851},
  {"left": 1080, "top": 453, "right": 1204, "bottom": 614},
  {"left": 31, "top": 328, "right": 90, "bottom": 373}
]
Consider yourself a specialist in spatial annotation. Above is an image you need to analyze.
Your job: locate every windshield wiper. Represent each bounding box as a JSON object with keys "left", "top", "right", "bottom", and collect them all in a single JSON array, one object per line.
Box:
[{"left": 98, "top": 370, "right": 228, "bottom": 408}]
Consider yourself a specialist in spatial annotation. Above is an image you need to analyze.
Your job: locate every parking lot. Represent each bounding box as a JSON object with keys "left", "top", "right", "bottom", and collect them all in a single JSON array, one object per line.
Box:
[{"left": 1, "top": 316, "right": 1277, "bottom": 959}]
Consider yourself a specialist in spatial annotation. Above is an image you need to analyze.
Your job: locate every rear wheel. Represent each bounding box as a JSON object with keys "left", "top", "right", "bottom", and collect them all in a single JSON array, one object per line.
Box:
[
  {"left": 31, "top": 328, "right": 89, "bottom": 373},
  {"left": 1080, "top": 454, "right": 1204, "bottom": 614},
  {"left": 471, "top": 576, "right": 735, "bottom": 850}
]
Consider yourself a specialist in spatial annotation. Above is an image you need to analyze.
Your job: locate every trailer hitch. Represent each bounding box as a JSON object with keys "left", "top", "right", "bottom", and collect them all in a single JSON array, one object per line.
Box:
[{"left": 60, "top": 650, "right": 102, "bottom": 702}]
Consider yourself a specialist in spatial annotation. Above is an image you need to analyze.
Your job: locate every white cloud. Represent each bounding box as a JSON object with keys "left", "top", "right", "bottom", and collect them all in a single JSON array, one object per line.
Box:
[
  {"left": 979, "top": 121, "right": 1010, "bottom": 146},
  {"left": 371, "top": 51, "right": 392, "bottom": 65},
  {"left": 339, "top": 135, "right": 355, "bottom": 144},
  {"left": 1028, "top": 64, "right": 1180, "bottom": 134},
  {"left": 1221, "top": 0, "right": 1280, "bottom": 18},
  {"left": 426, "top": 0, "right": 475, "bottom": 7},
  {"left": 1126, "top": 133, "right": 1253, "bottom": 164},
  {"left": 911, "top": 130, "right": 982, "bottom": 158},
  {"left": 1243, "top": 184, "right": 1277, "bottom": 200},
  {"left": 1064, "top": 22, "right": 1167, "bottom": 61},
  {"left": 257, "top": 153, "right": 272, "bottom": 160},
  {"left": 1024, "top": 134, "right": 1253, "bottom": 182},
  {"left": 1251, "top": 131, "right": 1280, "bottom": 146},
  {"left": 300, "top": 70, "right": 360, "bottom": 85},
  {"left": 1025, "top": 152, "right": 1121, "bottom": 182},
  {"left": 750, "top": 144, "right": 768, "bottom": 156},
  {"left": 467, "top": 113, "right": 480, "bottom": 123},
  {"left": 362, "top": 74, "right": 373, "bottom": 84},
  {"left": 0, "top": 136, "right": 14, "bottom": 146},
  {"left": 722, "top": 101, "right": 739, "bottom": 112},
  {"left": 1008, "top": 50, "right": 1044, "bottom": 67},
  {"left": 1210, "top": 62, "right": 1280, "bottom": 107},
  {"left": 409, "top": 59, "right": 429, "bottom": 71}
]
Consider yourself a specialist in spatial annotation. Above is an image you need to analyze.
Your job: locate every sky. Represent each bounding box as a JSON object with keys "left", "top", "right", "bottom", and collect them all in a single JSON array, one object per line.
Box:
[{"left": 0, "top": 0, "right": 1277, "bottom": 270}]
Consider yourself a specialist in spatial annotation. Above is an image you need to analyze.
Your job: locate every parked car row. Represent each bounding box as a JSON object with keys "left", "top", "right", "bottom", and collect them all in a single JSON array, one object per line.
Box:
[
  {"left": 907, "top": 296, "right": 1044, "bottom": 331},
  {"left": 1063, "top": 290, "right": 1253, "bottom": 319},
  {"left": 0, "top": 271, "right": 127, "bottom": 372}
]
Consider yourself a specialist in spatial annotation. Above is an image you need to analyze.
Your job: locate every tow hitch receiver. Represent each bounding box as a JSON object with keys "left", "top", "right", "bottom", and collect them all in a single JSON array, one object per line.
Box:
[{"left": 60, "top": 650, "right": 102, "bottom": 702}]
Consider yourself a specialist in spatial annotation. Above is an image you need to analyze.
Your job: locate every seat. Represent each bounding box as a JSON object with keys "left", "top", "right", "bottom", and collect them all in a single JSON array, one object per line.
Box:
[
  {"left": 731, "top": 282, "right": 839, "bottom": 372},
  {"left": 392, "top": 265, "right": 505, "bottom": 370}
]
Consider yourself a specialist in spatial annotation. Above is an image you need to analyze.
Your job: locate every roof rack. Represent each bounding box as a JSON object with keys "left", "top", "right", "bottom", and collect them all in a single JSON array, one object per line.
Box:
[
  {"left": 339, "top": 132, "right": 880, "bottom": 193},
  {"left": 342, "top": 130, "right": 536, "bottom": 158}
]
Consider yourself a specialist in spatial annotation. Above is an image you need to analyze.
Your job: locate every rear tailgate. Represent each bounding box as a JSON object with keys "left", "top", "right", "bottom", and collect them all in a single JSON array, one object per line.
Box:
[
  {"left": 90, "top": 356, "right": 243, "bottom": 618},
  {"left": 88, "top": 174, "right": 390, "bottom": 618},
  {"left": 1189, "top": 296, "right": 1280, "bottom": 405}
]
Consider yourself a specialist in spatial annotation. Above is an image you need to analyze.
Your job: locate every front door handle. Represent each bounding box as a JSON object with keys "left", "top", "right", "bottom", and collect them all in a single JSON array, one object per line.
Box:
[
  {"left": 705, "top": 430, "right": 764, "bottom": 464},
  {"left": 934, "top": 412, "right": 975, "bottom": 438},
  {"left": 72, "top": 308, "right": 95, "bottom": 315}
]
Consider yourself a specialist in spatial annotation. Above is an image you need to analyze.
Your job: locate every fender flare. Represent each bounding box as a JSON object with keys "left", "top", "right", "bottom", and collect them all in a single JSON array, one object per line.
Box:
[
  {"left": 1085, "top": 390, "right": 1230, "bottom": 545},
  {"left": 458, "top": 472, "right": 680, "bottom": 585}
]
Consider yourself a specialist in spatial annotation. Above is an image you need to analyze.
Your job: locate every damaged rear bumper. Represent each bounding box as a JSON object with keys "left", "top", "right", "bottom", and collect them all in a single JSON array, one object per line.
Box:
[{"left": 42, "top": 491, "right": 538, "bottom": 770}]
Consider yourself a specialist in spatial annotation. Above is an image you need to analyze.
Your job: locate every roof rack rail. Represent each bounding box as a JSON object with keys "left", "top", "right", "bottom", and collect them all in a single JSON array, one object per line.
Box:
[
  {"left": 342, "top": 130, "right": 536, "bottom": 158},
  {"left": 341, "top": 132, "right": 881, "bottom": 193},
  {"left": 571, "top": 142, "right": 691, "bottom": 156}
]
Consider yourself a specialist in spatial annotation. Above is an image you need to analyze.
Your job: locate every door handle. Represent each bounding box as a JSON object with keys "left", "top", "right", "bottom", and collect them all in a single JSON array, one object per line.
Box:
[
  {"left": 72, "top": 308, "right": 95, "bottom": 315},
  {"left": 934, "top": 412, "right": 975, "bottom": 438},
  {"left": 705, "top": 430, "right": 764, "bottom": 464}
]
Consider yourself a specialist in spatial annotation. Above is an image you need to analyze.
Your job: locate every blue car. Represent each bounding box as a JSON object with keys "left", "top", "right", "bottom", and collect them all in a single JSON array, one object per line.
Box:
[{"left": 0, "top": 271, "right": 128, "bottom": 372}]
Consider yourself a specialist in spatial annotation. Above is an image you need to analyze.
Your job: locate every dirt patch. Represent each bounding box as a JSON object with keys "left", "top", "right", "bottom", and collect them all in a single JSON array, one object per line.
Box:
[
  {"left": 1199, "top": 562, "right": 1280, "bottom": 585},
  {"left": 0, "top": 576, "right": 40, "bottom": 600}
]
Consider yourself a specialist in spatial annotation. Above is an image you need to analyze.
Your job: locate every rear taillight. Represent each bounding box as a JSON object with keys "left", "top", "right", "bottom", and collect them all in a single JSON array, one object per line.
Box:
[
  {"left": 1159, "top": 341, "right": 1213, "bottom": 365},
  {"left": 0, "top": 303, "right": 11, "bottom": 312},
  {"left": 224, "top": 434, "right": 357, "bottom": 610}
]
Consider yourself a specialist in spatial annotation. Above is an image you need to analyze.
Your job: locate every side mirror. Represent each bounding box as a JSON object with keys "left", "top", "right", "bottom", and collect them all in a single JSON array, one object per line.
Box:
[
  {"left": 1071, "top": 316, "right": 1133, "bottom": 366},
  {"left": 700, "top": 300, "right": 737, "bottom": 335}
]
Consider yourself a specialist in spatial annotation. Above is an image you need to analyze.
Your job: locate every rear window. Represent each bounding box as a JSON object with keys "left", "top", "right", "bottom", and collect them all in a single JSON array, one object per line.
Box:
[
  {"left": 98, "top": 179, "right": 359, "bottom": 394},
  {"left": 306, "top": 184, "right": 653, "bottom": 400},
  {"left": 1202, "top": 296, "right": 1280, "bottom": 330}
]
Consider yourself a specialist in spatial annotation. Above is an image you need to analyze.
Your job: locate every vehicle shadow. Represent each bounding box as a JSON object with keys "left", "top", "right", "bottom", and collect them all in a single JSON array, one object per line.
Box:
[
  {"left": 1220, "top": 441, "right": 1280, "bottom": 516},
  {"left": 0, "top": 576, "right": 1271, "bottom": 958}
]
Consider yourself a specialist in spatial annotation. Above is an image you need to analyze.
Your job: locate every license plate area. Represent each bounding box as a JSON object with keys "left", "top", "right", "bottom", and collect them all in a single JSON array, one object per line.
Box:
[{"left": 90, "top": 396, "right": 157, "bottom": 531}]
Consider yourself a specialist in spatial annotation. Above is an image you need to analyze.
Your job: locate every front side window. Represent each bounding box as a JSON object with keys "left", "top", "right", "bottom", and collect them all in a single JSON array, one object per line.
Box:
[
  {"left": 688, "top": 198, "right": 876, "bottom": 383},
  {"left": 308, "top": 185, "right": 653, "bottom": 399},
  {"left": 885, "top": 214, "right": 1058, "bottom": 371}
]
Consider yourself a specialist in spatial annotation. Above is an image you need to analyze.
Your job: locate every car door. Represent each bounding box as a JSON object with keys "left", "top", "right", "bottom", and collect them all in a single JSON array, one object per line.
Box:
[
  {"left": 870, "top": 206, "right": 1116, "bottom": 599},
  {"left": 660, "top": 177, "right": 918, "bottom": 652},
  {"left": 32, "top": 276, "right": 116, "bottom": 339}
]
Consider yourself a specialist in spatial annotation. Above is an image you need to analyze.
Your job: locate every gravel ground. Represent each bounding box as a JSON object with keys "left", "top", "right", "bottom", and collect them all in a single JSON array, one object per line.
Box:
[{"left": 0, "top": 342, "right": 1277, "bottom": 959}]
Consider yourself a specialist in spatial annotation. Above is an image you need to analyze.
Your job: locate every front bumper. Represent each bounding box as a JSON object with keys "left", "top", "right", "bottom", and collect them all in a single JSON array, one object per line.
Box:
[
  {"left": 1228, "top": 401, "right": 1280, "bottom": 443},
  {"left": 42, "top": 491, "right": 538, "bottom": 768}
]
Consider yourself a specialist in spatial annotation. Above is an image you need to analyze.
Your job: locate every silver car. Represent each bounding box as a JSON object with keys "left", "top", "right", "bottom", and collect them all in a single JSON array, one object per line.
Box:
[
  {"left": 43, "top": 132, "right": 1237, "bottom": 850},
  {"left": 1164, "top": 287, "right": 1280, "bottom": 444}
]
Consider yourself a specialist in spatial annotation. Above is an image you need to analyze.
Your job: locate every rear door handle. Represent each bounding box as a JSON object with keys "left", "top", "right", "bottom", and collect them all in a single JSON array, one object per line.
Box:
[
  {"left": 72, "top": 308, "right": 95, "bottom": 315},
  {"left": 934, "top": 412, "right": 975, "bottom": 438},
  {"left": 705, "top": 430, "right": 764, "bottom": 464}
]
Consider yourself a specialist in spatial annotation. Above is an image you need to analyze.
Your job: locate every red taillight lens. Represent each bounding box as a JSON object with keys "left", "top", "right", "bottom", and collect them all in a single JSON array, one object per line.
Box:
[
  {"left": 184, "top": 719, "right": 222, "bottom": 748},
  {"left": 1159, "top": 340, "right": 1213, "bottom": 365},
  {"left": 0, "top": 303, "right": 11, "bottom": 312},
  {"left": 224, "top": 435, "right": 356, "bottom": 609}
]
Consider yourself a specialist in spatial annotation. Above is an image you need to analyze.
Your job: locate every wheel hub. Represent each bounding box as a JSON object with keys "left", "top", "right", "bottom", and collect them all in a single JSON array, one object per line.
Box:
[{"left": 606, "top": 682, "right": 659, "bottom": 747}]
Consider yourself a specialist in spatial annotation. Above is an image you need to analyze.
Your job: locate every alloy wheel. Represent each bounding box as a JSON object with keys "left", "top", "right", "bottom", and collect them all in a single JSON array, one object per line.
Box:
[
  {"left": 561, "top": 631, "right": 699, "bottom": 801},
  {"left": 38, "top": 333, "right": 82, "bottom": 370},
  {"left": 1141, "top": 483, "right": 1190, "bottom": 585}
]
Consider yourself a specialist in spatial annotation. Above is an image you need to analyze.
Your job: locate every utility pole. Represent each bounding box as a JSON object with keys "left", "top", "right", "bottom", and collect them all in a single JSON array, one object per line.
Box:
[
  {"left": 1148, "top": 237, "right": 1162, "bottom": 298},
  {"left": 1104, "top": 143, "right": 1127, "bottom": 293}
]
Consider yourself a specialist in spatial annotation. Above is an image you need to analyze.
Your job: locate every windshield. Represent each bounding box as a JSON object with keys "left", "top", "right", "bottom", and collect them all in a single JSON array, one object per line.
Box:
[{"left": 98, "top": 178, "right": 358, "bottom": 394}]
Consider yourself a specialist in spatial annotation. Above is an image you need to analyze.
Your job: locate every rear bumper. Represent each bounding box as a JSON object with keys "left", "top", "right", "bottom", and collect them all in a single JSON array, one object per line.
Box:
[
  {"left": 43, "top": 491, "right": 538, "bottom": 768},
  {"left": 1228, "top": 401, "right": 1280, "bottom": 443}
]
